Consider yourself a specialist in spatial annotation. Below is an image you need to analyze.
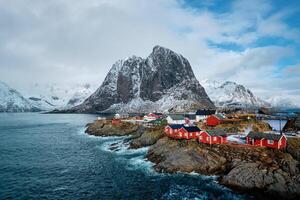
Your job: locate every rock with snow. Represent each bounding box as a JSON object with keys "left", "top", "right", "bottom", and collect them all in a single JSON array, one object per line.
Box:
[
  {"left": 28, "top": 83, "right": 94, "bottom": 110},
  {"left": 201, "top": 80, "right": 270, "bottom": 108},
  {"left": 266, "top": 96, "right": 299, "bottom": 109},
  {"left": 0, "top": 81, "right": 40, "bottom": 112},
  {"left": 67, "top": 45, "right": 215, "bottom": 113}
]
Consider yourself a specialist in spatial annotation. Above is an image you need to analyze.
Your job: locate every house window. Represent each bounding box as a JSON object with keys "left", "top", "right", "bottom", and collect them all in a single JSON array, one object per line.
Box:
[
  {"left": 179, "top": 133, "right": 182, "bottom": 137},
  {"left": 213, "top": 137, "right": 217, "bottom": 141},
  {"left": 175, "top": 129, "right": 177, "bottom": 132},
  {"left": 170, "top": 129, "right": 173, "bottom": 134},
  {"left": 199, "top": 136, "right": 203, "bottom": 140},
  {"left": 206, "top": 137, "right": 210, "bottom": 142},
  {"left": 185, "top": 133, "right": 188, "bottom": 137},
  {"left": 268, "top": 140, "right": 274, "bottom": 144},
  {"left": 190, "top": 133, "right": 192, "bottom": 137},
  {"left": 196, "top": 133, "right": 200, "bottom": 136}
]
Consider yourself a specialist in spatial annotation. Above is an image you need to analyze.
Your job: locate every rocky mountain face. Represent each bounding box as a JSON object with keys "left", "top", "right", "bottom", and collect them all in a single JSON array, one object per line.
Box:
[
  {"left": 0, "top": 81, "right": 40, "bottom": 112},
  {"left": 201, "top": 80, "right": 270, "bottom": 108},
  {"left": 68, "top": 46, "right": 215, "bottom": 113}
]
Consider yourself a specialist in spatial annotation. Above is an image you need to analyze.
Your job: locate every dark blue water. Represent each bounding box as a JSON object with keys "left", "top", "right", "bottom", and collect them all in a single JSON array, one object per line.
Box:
[{"left": 0, "top": 113, "right": 251, "bottom": 200}]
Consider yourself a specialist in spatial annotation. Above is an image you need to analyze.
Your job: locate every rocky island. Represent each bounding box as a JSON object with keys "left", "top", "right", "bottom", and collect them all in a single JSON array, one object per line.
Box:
[
  {"left": 85, "top": 119, "right": 300, "bottom": 199},
  {"left": 75, "top": 45, "right": 300, "bottom": 199}
]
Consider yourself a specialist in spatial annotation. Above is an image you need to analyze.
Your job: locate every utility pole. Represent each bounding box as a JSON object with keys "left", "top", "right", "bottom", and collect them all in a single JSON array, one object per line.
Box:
[{"left": 279, "top": 119, "right": 282, "bottom": 135}]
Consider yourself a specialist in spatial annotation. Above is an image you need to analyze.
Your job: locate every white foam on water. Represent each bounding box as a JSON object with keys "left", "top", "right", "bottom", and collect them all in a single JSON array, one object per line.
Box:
[
  {"left": 99, "top": 138, "right": 149, "bottom": 155},
  {"left": 125, "top": 155, "right": 158, "bottom": 175},
  {"left": 161, "top": 184, "right": 208, "bottom": 200}
]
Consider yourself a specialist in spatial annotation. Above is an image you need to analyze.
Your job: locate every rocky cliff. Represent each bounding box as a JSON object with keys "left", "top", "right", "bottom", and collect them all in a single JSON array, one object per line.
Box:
[{"left": 67, "top": 46, "right": 215, "bottom": 113}]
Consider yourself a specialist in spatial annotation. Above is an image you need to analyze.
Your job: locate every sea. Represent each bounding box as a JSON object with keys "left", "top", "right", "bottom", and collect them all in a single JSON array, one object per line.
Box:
[{"left": 0, "top": 113, "right": 252, "bottom": 200}]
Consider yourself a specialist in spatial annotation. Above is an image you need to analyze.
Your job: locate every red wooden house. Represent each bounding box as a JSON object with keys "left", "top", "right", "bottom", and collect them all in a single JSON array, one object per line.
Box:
[
  {"left": 165, "top": 125, "right": 201, "bottom": 139},
  {"left": 144, "top": 113, "right": 161, "bottom": 121},
  {"left": 178, "top": 126, "right": 201, "bottom": 139},
  {"left": 246, "top": 132, "right": 286, "bottom": 149},
  {"left": 112, "top": 119, "right": 121, "bottom": 125},
  {"left": 198, "top": 129, "right": 227, "bottom": 144},
  {"left": 165, "top": 124, "right": 184, "bottom": 138},
  {"left": 205, "top": 114, "right": 225, "bottom": 126}
]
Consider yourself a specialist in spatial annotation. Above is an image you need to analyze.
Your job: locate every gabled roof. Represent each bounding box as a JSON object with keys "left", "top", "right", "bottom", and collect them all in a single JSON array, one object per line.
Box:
[
  {"left": 247, "top": 131, "right": 284, "bottom": 141},
  {"left": 184, "top": 114, "right": 196, "bottom": 120},
  {"left": 168, "top": 124, "right": 184, "bottom": 129},
  {"left": 204, "top": 129, "right": 227, "bottom": 136},
  {"left": 182, "top": 126, "right": 201, "bottom": 132},
  {"left": 148, "top": 118, "right": 164, "bottom": 124},
  {"left": 147, "top": 113, "right": 160, "bottom": 118},
  {"left": 196, "top": 109, "right": 216, "bottom": 115},
  {"left": 168, "top": 114, "right": 185, "bottom": 120},
  {"left": 214, "top": 114, "right": 225, "bottom": 120}
]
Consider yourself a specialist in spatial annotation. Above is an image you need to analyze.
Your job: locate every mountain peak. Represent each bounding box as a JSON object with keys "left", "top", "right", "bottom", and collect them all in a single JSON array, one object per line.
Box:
[
  {"left": 202, "top": 79, "right": 270, "bottom": 108},
  {"left": 0, "top": 82, "right": 40, "bottom": 112},
  {"left": 68, "top": 46, "right": 215, "bottom": 113}
]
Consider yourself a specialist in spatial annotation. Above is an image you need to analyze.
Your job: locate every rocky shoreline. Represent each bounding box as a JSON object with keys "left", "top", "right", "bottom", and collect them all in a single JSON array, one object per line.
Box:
[{"left": 85, "top": 120, "right": 300, "bottom": 199}]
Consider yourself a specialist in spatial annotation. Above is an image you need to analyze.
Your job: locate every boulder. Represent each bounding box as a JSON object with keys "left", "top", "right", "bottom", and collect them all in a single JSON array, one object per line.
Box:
[
  {"left": 147, "top": 137, "right": 227, "bottom": 174},
  {"left": 130, "top": 127, "right": 164, "bottom": 148}
]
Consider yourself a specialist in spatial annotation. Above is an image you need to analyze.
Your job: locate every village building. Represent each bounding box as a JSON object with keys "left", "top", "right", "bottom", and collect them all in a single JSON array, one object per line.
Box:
[
  {"left": 164, "top": 124, "right": 184, "bottom": 137},
  {"left": 205, "top": 114, "right": 225, "bottom": 126},
  {"left": 198, "top": 129, "right": 227, "bottom": 144},
  {"left": 111, "top": 119, "right": 121, "bottom": 125},
  {"left": 97, "top": 116, "right": 106, "bottom": 120},
  {"left": 166, "top": 114, "right": 185, "bottom": 124},
  {"left": 148, "top": 118, "right": 167, "bottom": 126},
  {"left": 195, "top": 109, "right": 216, "bottom": 122},
  {"left": 246, "top": 132, "right": 287, "bottom": 149},
  {"left": 144, "top": 113, "right": 161, "bottom": 121},
  {"left": 184, "top": 114, "right": 196, "bottom": 125},
  {"left": 115, "top": 113, "right": 129, "bottom": 119},
  {"left": 165, "top": 125, "right": 201, "bottom": 139}
]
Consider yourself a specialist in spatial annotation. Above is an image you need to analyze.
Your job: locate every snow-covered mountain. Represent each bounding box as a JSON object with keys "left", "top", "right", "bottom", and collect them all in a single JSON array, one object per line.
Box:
[
  {"left": 66, "top": 45, "right": 215, "bottom": 113},
  {"left": 0, "top": 81, "right": 40, "bottom": 112},
  {"left": 28, "top": 83, "right": 95, "bottom": 110},
  {"left": 266, "top": 96, "right": 299, "bottom": 109},
  {"left": 201, "top": 80, "right": 270, "bottom": 108}
]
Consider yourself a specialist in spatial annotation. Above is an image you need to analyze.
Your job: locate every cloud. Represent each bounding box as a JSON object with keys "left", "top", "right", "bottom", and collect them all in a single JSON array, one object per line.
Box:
[{"left": 0, "top": 0, "right": 299, "bottom": 103}]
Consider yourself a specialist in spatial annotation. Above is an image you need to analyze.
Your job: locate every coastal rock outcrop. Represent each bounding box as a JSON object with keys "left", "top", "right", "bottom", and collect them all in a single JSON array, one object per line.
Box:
[
  {"left": 147, "top": 137, "right": 227, "bottom": 174},
  {"left": 286, "top": 137, "right": 300, "bottom": 162},
  {"left": 67, "top": 45, "right": 215, "bottom": 113},
  {"left": 220, "top": 162, "right": 300, "bottom": 199},
  {"left": 130, "top": 127, "right": 164, "bottom": 149},
  {"left": 85, "top": 119, "right": 300, "bottom": 199},
  {"left": 85, "top": 120, "right": 140, "bottom": 137}
]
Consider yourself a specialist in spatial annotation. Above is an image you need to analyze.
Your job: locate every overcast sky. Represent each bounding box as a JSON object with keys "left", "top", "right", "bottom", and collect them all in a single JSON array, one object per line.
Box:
[{"left": 0, "top": 0, "right": 299, "bottom": 101}]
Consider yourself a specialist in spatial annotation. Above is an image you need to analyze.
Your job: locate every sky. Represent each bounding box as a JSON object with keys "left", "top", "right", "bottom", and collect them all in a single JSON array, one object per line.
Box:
[{"left": 0, "top": 0, "right": 299, "bottom": 103}]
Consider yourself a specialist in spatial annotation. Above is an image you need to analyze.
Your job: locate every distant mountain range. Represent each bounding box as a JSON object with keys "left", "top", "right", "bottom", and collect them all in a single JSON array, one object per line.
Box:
[
  {"left": 200, "top": 80, "right": 270, "bottom": 108},
  {"left": 0, "top": 81, "right": 40, "bottom": 112},
  {"left": 0, "top": 46, "right": 298, "bottom": 113},
  {"left": 0, "top": 81, "right": 94, "bottom": 112},
  {"left": 28, "top": 84, "right": 95, "bottom": 110}
]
